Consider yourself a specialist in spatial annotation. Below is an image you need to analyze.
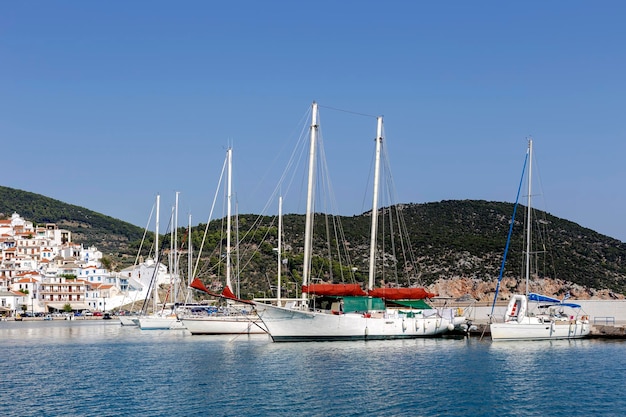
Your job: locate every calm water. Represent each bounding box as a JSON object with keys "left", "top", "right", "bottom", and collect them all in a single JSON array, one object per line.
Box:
[{"left": 1, "top": 320, "right": 625, "bottom": 417}]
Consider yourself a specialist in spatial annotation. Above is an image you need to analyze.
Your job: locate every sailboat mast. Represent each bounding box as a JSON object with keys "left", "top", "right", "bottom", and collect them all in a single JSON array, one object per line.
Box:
[
  {"left": 174, "top": 191, "right": 179, "bottom": 303},
  {"left": 277, "top": 196, "right": 283, "bottom": 303},
  {"left": 525, "top": 138, "right": 533, "bottom": 296},
  {"left": 226, "top": 147, "right": 233, "bottom": 291},
  {"left": 188, "top": 213, "right": 192, "bottom": 288},
  {"left": 302, "top": 102, "right": 318, "bottom": 300},
  {"left": 368, "top": 116, "right": 383, "bottom": 291},
  {"left": 154, "top": 193, "right": 160, "bottom": 314}
]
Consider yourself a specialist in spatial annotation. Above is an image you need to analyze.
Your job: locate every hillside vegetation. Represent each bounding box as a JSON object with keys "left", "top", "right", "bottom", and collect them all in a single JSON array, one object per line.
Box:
[{"left": 1, "top": 186, "right": 625, "bottom": 298}]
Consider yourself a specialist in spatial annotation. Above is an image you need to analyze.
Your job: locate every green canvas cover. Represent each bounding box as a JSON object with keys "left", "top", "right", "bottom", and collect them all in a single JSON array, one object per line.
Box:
[
  {"left": 343, "top": 296, "right": 386, "bottom": 312},
  {"left": 392, "top": 299, "right": 432, "bottom": 309}
]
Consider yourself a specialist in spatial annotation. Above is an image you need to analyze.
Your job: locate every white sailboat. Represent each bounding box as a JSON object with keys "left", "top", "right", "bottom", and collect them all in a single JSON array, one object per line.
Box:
[
  {"left": 255, "top": 102, "right": 463, "bottom": 342},
  {"left": 490, "top": 139, "right": 590, "bottom": 341},
  {"left": 118, "top": 200, "right": 159, "bottom": 326},
  {"left": 180, "top": 147, "right": 266, "bottom": 335},
  {"left": 138, "top": 193, "right": 186, "bottom": 330}
]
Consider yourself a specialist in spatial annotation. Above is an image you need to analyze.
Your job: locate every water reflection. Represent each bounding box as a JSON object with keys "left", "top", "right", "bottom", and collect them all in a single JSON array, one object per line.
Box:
[{"left": 1, "top": 322, "right": 625, "bottom": 417}]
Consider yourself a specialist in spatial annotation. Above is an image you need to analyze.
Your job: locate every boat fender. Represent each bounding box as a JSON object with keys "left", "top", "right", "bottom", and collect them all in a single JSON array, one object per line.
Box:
[
  {"left": 363, "top": 313, "right": 371, "bottom": 318},
  {"left": 447, "top": 323, "right": 454, "bottom": 331}
]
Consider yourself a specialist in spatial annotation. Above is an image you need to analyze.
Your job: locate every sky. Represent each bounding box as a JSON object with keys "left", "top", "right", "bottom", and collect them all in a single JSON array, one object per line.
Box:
[{"left": 2, "top": 1, "right": 625, "bottom": 241}]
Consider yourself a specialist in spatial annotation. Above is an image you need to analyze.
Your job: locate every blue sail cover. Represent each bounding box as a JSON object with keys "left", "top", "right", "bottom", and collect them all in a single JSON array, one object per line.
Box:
[
  {"left": 528, "top": 293, "right": 581, "bottom": 308},
  {"left": 559, "top": 302, "right": 582, "bottom": 308},
  {"left": 528, "top": 293, "right": 561, "bottom": 303}
]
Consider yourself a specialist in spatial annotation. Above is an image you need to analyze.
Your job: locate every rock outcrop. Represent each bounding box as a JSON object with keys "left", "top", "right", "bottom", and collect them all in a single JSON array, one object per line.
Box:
[{"left": 429, "top": 277, "right": 625, "bottom": 302}]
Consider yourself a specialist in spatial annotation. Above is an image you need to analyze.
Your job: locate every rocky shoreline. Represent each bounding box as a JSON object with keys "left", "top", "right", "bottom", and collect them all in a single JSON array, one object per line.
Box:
[{"left": 429, "top": 277, "right": 624, "bottom": 302}]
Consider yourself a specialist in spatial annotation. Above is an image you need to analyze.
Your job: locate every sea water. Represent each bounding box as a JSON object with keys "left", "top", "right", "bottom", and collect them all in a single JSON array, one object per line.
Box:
[{"left": 1, "top": 320, "right": 625, "bottom": 417}]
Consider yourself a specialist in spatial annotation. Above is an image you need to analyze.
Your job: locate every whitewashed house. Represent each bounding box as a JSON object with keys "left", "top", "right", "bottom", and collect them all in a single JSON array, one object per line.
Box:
[{"left": 0, "top": 288, "right": 28, "bottom": 317}]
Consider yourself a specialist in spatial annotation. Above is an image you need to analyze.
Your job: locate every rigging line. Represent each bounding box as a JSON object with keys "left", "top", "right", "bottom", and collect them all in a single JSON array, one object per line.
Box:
[
  {"left": 360, "top": 137, "right": 376, "bottom": 215},
  {"left": 193, "top": 152, "right": 228, "bottom": 279},
  {"left": 120, "top": 201, "right": 156, "bottom": 312},
  {"left": 134, "top": 203, "right": 155, "bottom": 269},
  {"left": 316, "top": 132, "right": 358, "bottom": 283},
  {"left": 332, "top": 203, "right": 358, "bottom": 282},
  {"left": 381, "top": 151, "right": 401, "bottom": 286},
  {"left": 237, "top": 214, "right": 279, "bottom": 266},
  {"left": 526, "top": 149, "right": 558, "bottom": 281},
  {"left": 248, "top": 104, "right": 311, "bottom": 205},
  {"left": 489, "top": 150, "right": 529, "bottom": 321},
  {"left": 237, "top": 215, "right": 279, "bottom": 275},
  {"left": 260, "top": 121, "right": 310, "bottom": 217},
  {"left": 140, "top": 212, "right": 173, "bottom": 314},
  {"left": 380, "top": 133, "right": 416, "bottom": 286},
  {"left": 317, "top": 104, "right": 379, "bottom": 119}
]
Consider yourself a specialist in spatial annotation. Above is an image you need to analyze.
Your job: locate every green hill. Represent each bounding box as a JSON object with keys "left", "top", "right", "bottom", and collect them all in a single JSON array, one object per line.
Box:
[
  {"left": 229, "top": 200, "right": 626, "bottom": 297},
  {"left": 0, "top": 186, "right": 145, "bottom": 267},
  {"left": 1, "top": 186, "right": 625, "bottom": 296}
]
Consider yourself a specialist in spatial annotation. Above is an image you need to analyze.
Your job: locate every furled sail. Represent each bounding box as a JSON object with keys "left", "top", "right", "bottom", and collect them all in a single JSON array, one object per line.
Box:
[
  {"left": 302, "top": 283, "right": 367, "bottom": 296},
  {"left": 367, "top": 288, "right": 437, "bottom": 300}
]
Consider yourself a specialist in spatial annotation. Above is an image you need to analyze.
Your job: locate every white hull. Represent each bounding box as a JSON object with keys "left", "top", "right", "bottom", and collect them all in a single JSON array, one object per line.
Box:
[
  {"left": 181, "top": 315, "right": 267, "bottom": 335},
  {"left": 137, "top": 315, "right": 186, "bottom": 330},
  {"left": 490, "top": 293, "right": 591, "bottom": 341},
  {"left": 257, "top": 303, "right": 456, "bottom": 342},
  {"left": 491, "top": 316, "right": 590, "bottom": 341}
]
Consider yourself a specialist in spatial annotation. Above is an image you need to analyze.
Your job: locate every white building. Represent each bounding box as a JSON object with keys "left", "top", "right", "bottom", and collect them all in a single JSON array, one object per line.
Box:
[
  {"left": 0, "top": 213, "right": 172, "bottom": 314},
  {"left": 0, "top": 288, "right": 28, "bottom": 317},
  {"left": 10, "top": 272, "right": 42, "bottom": 314}
]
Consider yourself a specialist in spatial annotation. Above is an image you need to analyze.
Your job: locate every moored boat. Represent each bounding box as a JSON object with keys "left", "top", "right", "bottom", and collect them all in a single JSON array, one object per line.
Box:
[
  {"left": 490, "top": 139, "right": 590, "bottom": 341},
  {"left": 256, "top": 102, "right": 463, "bottom": 341},
  {"left": 179, "top": 148, "right": 268, "bottom": 335}
]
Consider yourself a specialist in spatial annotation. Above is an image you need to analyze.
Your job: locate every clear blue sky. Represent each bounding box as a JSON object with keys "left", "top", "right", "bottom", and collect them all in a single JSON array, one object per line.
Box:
[{"left": 2, "top": 1, "right": 625, "bottom": 242}]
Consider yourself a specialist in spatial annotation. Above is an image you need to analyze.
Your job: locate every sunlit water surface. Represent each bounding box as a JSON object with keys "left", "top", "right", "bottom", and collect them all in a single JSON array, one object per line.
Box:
[{"left": 1, "top": 320, "right": 625, "bottom": 416}]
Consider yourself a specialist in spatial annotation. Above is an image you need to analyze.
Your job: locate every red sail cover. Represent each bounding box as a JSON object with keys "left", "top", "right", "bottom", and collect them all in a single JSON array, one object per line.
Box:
[
  {"left": 302, "top": 283, "right": 367, "bottom": 296},
  {"left": 221, "top": 285, "right": 255, "bottom": 305},
  {"left": 189, "top": 278, "right": 254, "bottom": 305},
  {"left": 221, "top": 286, "right": 237, "bottom": 300},
  {"left": 189, "top": 277, "right": 221, "bottom": 297},
  {"left": 367, "top": 288, "right": 437, "bottom": 300}
]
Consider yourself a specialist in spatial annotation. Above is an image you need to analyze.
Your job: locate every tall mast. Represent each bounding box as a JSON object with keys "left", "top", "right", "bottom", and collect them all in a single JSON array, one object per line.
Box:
[
  {"left": 277, "top": 196, "right": 283, "bottom": 303},
  {"left": 525, "top": 138, "right": 533, "bottom": 296},
  {"left": 174, "top": 191, "right": 179, "bottom": 302},
  {"left": 235, "top": 199, "right": 240, "bottom": 298},
  {"left": 188, "top": 213, "right": 192, "bottom": 288},
  {"left": 368, "top": 116, "right": 384, "bottom": 291},
  {"left": 226, "top": 147, "right": 233, "bottom": 291},
  {"left": 302, "top": 102, "right": 318, "bottom": 300},
  {"left": 154, "top": 193, "right": 160, "bottom": 314}
]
